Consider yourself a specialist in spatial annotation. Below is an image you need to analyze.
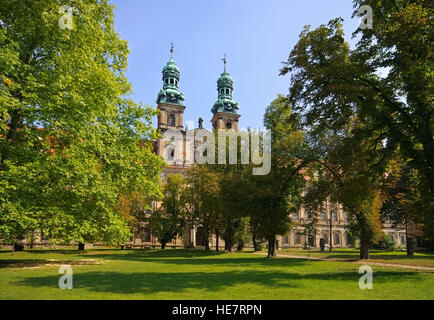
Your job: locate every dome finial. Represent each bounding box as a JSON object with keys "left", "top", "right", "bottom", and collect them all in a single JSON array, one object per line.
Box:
[
  {"left": 222, "top": 54, "right": 227, "bottom": 73},
  {"left": 170, "top": 42, "right": 174, "bottom": 59}
]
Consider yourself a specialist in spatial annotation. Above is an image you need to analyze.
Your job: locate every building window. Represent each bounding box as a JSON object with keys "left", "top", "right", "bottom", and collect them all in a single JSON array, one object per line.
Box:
[
  {"left": 293, "top": 212, "right": 299, "bottom": 220},
  {"left": 322, "top": 233, "right": 329, "bottom": 244},
  {"left": 334, "top": 233, "right": 340, "bottom": 245},
  {"left": 332, "top": 211, "right": 338, "bottom": 222},
  {"left": 346, "top": 233, "right": 352, "bottom": 246},
  {"left": 165, "top": 79, "right": 168, "bottom": 84},
  {"left": 170, "top": 78, "right": 174, "bottom": 85},
  {"left": 169, "top": 114, "right": 176, "bottom": 126},
  {"left": 226, "top": 122, "right": 232, "bottom": 129},
  {"left": 400, "top": 235, "right": 406, "bottom": 245},
  {"left": 344, "top": 213, "right": 349, "bottom": 222},
  {"left": 295, "top": 233, "right": 301, "bottom": 245},
  {"left": 321, "top": 212, "right": 327, "bottom": 221},
  {"left": 226, "top": 88, "right": 230, "bottom": 94}
]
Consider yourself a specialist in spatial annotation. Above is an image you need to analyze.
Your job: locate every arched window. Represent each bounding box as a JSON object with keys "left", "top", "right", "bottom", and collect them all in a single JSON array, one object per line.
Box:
[
  {"left": 170, "top": 78, "right": 174, "bottom": 85},
  {"left": 169, "top": 114, "right": 176, "bottom": 126},
  {"left": 226, "top": 88, "right": 230, "bottom": 94},
  {"left": 167, "top": 146, "right": 175, "bottom": 161},
  {"left": 226, "top": 122, "right": 232, "bottom": 129}
]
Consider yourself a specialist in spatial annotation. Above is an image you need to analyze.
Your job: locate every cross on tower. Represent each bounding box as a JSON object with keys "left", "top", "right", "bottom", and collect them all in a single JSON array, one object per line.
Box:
[
  {"left": 170, "top": 42, "right": 174, "bottom": 58},
  {"left": 222, "top": 54, "right": 227, "bottom": 73}
]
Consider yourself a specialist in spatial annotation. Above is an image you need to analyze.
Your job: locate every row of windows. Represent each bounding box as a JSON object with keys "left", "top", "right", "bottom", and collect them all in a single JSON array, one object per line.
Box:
[
  {"left": 165, "top": 78, "right": 178, "bottom": 86},
  {"left": 291, "top": 232, "right": 348, "bottom": 245},
  {"left": 293, "top": 211, "right": 349, "bottom": 222},
  {"left": 220, "top": 88, "right": 231, "bottom": 95},
  {"left": 289, "top": 232, "right": 406, "bottom": 246}
]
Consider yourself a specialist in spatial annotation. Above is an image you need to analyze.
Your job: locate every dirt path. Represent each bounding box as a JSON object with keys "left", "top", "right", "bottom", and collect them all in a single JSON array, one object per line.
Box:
[{"left": 255, "top": 252, "right": 434, "bottom": 272}]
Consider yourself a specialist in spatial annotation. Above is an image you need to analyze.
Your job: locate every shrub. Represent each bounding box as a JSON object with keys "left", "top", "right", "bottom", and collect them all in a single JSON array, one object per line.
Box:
[{"left": 373, "top": 233, "right": 396, "bottom": 251}]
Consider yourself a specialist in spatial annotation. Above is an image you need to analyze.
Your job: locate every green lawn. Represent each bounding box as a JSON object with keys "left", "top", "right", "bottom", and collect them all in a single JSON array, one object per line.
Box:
[
  {"left": 0, "top": 249, "right": 433, "bottom": 300},
  {"left": 272, "top": 248, "right": 434, "bottom": 268}
]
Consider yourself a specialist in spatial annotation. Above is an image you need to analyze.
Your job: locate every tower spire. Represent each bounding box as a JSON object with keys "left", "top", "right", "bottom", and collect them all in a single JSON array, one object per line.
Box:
[
  {"left": 170, "top": 42, "right": 174, "bottom": 59},
  {"left": 222, "top": 54, "right": 227, "bottom": 73}
]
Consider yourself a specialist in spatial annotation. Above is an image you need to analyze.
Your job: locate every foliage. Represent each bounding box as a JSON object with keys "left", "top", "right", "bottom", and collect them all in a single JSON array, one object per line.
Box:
[
  {"left": 149, "top": 174, "right": 186, "bottom": 249},
  {"left": 280, "top": 0, "right": 433, "bottom": 245},
  {"left": 184, "top": 166, "right": 222, "bottom": 251},
  {"left": 373, "top": 233, "right": 396, "bottom": 251},
  {"left": 239, "top": 96, "right": 308, "bottom": 257},
  {"left": 0, "top": 0, "right": 164, "bottom": 246}
]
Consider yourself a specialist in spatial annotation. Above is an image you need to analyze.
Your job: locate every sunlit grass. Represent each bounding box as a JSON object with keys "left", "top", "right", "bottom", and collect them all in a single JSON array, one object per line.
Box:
[
  {"left": 270, "top": 248, "right": 434, "bottom": 268},
  {"left": 0, "top": 249, "right": 433, "bottom": 300}
]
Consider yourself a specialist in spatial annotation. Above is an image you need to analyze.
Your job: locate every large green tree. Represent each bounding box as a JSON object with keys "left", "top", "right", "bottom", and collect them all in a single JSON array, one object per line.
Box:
[
  {"left": 0, "top": 0, "right": 164, "bottom": 248},
  {"left": 281, "top": 0, "right": 433, "bottom": 247},
  {"left": 237, "top": 96, "right": 308, "bottom": 258},
  {"left": 184, "top": 166, "right": 222, "bottom": 251},
  {"left": 149, "top": 174, "right": 187, "bottom": 249}
]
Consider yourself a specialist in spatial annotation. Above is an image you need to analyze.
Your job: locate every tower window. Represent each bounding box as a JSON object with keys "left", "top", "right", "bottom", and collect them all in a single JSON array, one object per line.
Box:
[
  {"left": 226, "top": 122, "right": 232, "bottom": 129},
  {"left": 226, "top": 88, "right": 230, "bottom": 94},
  {"left": 170, "top": 78, "right": 174, "bottom": 85},
  {"left": 165, "top": 79, "right": 168, "bottom": 84},
  {"left": 169, "top": 114, "right": 176, "bottom": 126},
  {"left": 167, "top": 147, "right": 175, "bottom": 161}
]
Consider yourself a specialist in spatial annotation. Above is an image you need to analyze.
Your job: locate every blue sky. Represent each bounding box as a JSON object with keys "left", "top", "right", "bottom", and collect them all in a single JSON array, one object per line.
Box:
[{"left": 112, "top": 0, "right": 360, "bottom": 130}]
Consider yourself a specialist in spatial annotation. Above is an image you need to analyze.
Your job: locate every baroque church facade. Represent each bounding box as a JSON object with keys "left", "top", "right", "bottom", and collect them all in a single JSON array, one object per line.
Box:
[{"left": 128, "top": 48, "right": 408, "bottom": 250}]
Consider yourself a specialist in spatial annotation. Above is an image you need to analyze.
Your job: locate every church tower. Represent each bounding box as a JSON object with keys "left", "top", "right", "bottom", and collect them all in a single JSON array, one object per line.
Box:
[
  {"left": 156, "top": 44, "right": 186, "bottom": 165},
  {"left": 210, "top": 55, "right": 240, "bottom": 131},
  {"left": 156, "top": 44, "right": 185, "bottom": 132}
]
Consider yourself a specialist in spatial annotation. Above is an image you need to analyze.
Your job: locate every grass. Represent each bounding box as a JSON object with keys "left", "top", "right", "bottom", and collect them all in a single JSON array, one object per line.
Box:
[
  {"left": 271, "top": 248, "right": 434, "bottom": 268},
  {"left": 0, "top": 249, "right": 433, "bottom": 300}
]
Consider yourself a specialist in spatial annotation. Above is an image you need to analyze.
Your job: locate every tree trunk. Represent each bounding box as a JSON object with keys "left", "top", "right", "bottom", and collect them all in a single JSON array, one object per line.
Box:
[
  {"left": 226, "top": 240, "right": 233, "bottom": 253},
  {"left": 360, "top": 241, "right": 370, "bottom": 259},
  {"left": 215, "top": 234, "right": 219, "bottom": 251},
  {"left": 252, "top": 236, "right": 261, "bottom": 252},
  {"left": 237, "top": 239, "right": 244, "bottom": 251},
  {"left": 78, "top": 243, "right": 85, "bottom": 251},
  {"left": 405, "top": 220, "right": 410, "bottom": 256},
  {"left": 30, "top": 231, "right": 35, "bottom": 249},
  {"left": 161, "top": 241, "right": 166, "bottom": 249},
  {"left": 329, "top": 213, "right": 333, "bottom": 252},
  {"left": 267, "top": 237, "right": 276, "bottom": 258}
]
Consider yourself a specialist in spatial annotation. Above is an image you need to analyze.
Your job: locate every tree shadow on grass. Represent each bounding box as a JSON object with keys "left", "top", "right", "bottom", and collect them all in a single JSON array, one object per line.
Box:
[
  {"left": 14, "top": 269, "right": 423, "bottom": 296},
  {"left": 82, "top": 250, "right": 317, "bottom": 268}
]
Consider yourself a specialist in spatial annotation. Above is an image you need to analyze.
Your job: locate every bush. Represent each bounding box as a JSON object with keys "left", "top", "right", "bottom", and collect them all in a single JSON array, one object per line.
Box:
[{"left": 373, "top": 233, "right": 395, "bottom": 251}]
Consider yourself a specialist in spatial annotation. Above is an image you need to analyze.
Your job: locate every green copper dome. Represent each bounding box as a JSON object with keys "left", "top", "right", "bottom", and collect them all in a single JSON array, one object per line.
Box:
[
  {"left": 211, "top": 70, "right": 239, "bottom": 115},
  {"left": 157, "top": 57, "right": 185, "bottom": 106},
  {"left": 162, "top": 58, "right": 180, "bottom": 78}
]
